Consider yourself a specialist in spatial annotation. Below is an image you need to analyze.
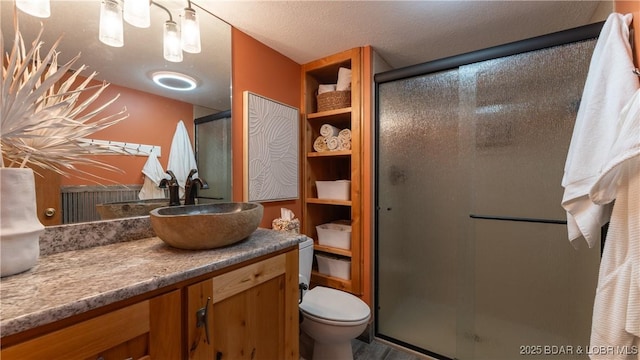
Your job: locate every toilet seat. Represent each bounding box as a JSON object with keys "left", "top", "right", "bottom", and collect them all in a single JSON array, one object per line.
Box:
[{"left": 300, "top": 286, "right": 370, "bottom": 324}]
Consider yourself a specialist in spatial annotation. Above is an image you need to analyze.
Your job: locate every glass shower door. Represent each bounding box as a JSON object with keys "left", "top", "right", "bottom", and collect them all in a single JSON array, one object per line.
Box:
[
  {"left": 462, "top": 41, "right": 601, "bottom": 360},
  {"left": 376, "top": 38, "right": 601, "bottom": 360},
  {"left": 377, "top": 68, "right": 464, "bottom": 359}
]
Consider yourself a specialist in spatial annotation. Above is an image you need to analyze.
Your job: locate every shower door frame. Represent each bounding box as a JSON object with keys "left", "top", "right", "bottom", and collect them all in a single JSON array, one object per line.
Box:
[{"left": 373, "top": 21, "right": 605, "bottom": 360}]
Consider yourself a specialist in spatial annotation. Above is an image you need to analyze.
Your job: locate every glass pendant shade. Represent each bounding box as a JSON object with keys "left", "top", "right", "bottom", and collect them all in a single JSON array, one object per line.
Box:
[
  {"left": 181, "top": 8, "right": 201, "bottom": 54},
  {"left": 164, "top": 20, "right": 183, "bottom": 62},
  {"left": 15, "top": 0, "right": 50, "bottom": 18},
  {"left": 99, "top": 0, "right": 124, "bottom": 47},
  {"left": 124, "top": 0, "right": 150, "bottom": 28}
]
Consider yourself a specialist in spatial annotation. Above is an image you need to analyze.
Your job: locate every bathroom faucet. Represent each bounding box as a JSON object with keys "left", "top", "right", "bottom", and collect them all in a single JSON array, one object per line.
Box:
[
  {"left": 184, "top": 169, "right": 209, "bottom": 206},
  {"left": 159, "top": 170, "right": 180, "bottom": 206}
]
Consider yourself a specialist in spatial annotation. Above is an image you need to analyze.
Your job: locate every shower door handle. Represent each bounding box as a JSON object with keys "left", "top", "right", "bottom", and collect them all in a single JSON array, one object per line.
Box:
[{"left": 469, "top": 214, "right": 567, "bottom": 225}]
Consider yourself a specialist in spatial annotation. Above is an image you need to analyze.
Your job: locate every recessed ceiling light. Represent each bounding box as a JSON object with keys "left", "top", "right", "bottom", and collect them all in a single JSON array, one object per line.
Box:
[{"left": 151, "top": 71, "right": 197, "bottom": 91}]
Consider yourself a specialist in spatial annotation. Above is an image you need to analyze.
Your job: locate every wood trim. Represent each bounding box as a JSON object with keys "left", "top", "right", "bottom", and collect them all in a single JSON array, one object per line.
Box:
[
  {"left": 242, "top": 91, "right": 250, "bottom": 202},
  {"left": 33, "top": 166, "right": 61, "bottom": 226},
  {"left": 283, "top": 249, "right": 300, "bottom": 360},
  {"left": 1, "top": 301, "right": 150, "bottom": 360},
  {"left": 149, "top": 290, "right": 182, "bottom": 359},
  {"left": 212, "top": 253, "right": 286, "bottom": 303},
  {"left": 301, "top": 47, "right": 365, "bottom": 297}
]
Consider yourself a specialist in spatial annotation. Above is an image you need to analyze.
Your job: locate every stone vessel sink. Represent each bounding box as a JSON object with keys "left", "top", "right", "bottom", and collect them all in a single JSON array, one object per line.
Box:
[
  {"left": 149, "top": 202, "right": 264, "bottom": 250},
  {"left": 96, "top": 199, "right": 170, "bottom": 220}
]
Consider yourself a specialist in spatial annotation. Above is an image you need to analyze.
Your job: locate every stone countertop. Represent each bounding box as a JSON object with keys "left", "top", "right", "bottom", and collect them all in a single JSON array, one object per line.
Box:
[{"left": 0, "top": 228, "right": 303, "bottom": 338}]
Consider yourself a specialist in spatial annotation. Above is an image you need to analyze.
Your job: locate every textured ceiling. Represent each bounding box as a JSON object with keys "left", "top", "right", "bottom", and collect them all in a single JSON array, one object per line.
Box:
[{"left": 202, "top": 0, "right": 611, "bottom": 68}]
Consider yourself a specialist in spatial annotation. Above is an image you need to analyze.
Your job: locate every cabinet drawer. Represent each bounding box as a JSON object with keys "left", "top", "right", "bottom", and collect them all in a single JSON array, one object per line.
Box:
[
  {"left": 2, "top": 301, "right": 150, "bottom": 360},
  {"left": 1, "top": 290, "right": 181, "bottom": 360},
  {"left": 212, "top": 253, "right": 286, "bottom": 304}
]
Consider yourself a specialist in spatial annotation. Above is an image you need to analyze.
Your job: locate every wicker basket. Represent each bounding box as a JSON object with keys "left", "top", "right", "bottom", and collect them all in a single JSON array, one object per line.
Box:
[{"left": 317, "top": 90, "right": 351, "bottom": 112}]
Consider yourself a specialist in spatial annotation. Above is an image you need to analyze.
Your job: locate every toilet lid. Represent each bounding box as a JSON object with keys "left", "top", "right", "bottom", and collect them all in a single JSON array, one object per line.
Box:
[{"left": 300, "top": 286, "right": 370, "bottom": 322}]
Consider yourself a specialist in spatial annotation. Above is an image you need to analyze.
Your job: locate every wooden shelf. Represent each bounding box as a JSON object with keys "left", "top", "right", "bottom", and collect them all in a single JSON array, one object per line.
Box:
[
  {"left": 302, "top": 48, "right": 363, "bottom": 297},
  {"left": 307, "top": 150, "right": 351, "bottom": 158},
  {"left": 307, "top": 107, "right": 352, "bottom": 120},
  {"left": 311, "top": 271, "right": 352, "bottom": 292},
  {"left": 306, "top": 198, "right": 351, "bottom": 206},
  {"left": 314, "top": 244, "right": 352, "bottom": 257}
]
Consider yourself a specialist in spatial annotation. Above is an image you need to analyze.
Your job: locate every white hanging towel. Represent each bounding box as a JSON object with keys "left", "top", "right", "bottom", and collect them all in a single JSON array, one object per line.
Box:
[
  {"left": 587, "top": 89, "right": 640, "bottom": 358},
  {"left": 561, "top": 12, "right": 640, "bottom": 248},
  {"left": 167, "top": 120, "right": 198, "bottom": 197},
  {"left": 138, "top": 151, "right": 167, "bottom": 200}
]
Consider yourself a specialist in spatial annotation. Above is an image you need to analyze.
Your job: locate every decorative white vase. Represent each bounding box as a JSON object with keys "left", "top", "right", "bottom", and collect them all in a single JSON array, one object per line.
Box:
[{"left": 1, "top": 168, "right": 44, "bottom": 277}]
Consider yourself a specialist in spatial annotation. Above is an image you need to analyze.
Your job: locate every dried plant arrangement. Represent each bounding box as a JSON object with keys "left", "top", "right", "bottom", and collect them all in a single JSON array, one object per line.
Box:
[{"left": 1, "top": 15, "right": 129, "bottom": 180}]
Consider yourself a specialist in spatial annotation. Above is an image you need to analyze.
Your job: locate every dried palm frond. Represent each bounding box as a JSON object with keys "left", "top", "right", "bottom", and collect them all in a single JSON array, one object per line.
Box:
[{"left": 1, "top": 14, "right": 129, "bottom": 178}]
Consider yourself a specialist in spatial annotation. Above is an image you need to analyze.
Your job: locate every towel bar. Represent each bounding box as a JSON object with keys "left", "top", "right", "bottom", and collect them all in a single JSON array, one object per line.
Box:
[{"left": 469, "top": 214, "right": 567, "bottom": 225}]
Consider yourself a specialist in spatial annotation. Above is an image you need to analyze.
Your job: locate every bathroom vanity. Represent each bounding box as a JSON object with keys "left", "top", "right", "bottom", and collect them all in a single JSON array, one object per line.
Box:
[{"left": 0, "top": 220, "right": 301, "bottom": 359}]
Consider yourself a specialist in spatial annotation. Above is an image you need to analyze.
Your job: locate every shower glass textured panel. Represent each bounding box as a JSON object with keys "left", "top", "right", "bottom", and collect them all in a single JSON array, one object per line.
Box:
[
  {"left": 377, "top": 69, "right": 462, "bottom": 359},
  {"left": 195, "top": 115, "right": 232, "bottom": 201},
  {"left": 463, "top": 41, "right": 596, "bottom": 221},
  {"left": 377, "top": 38, "right": 600, "bottom": 360},
  {"left": 472, "top": 221, "right": 599, "bottom": 360},
  {"left": 464, "top": 40, "right": 600, "bottom": 359}
]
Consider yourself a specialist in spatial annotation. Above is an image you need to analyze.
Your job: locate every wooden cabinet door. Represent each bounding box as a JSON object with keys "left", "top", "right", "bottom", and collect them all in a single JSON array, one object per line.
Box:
[
  {"left": 211, "top": 251, "right": 299, "bottom": 360},
  {"left": 187, "top": 279, "right": 215, "bottom": 359},
  {"left": 1, "top": 290, "right": 181, "bottom": 360}
]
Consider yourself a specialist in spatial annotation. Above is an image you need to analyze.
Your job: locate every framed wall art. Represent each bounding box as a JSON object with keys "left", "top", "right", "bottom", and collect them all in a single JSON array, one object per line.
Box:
[{"left": 243, "top": 91, "right": 299, "bottom": 202}]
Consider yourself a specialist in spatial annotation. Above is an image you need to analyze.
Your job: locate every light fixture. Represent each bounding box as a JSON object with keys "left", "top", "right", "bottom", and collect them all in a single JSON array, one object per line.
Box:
[
  {"left": 152, "top": 2, "right": 183, "bottom": 63},
  {"left": 124, "top": 0, "right": 151, "bottom": 28},
  {"left": 152, "top": 71, "right": 197, "bottom": 91},
  {"left": 18, "top": 0, "right": 200, "bottom": 62},
  {"left": 181, "top": 3, "right": 201, "bottom": 53},
  {"left": 15, "top": 0, "right": 50, "bottom": 18},
  {"left": 99, "top": 0, "right": 124, "bottom": 47},
  {"left": 163, "top": 20, "right": 183, "bottom": 63}
]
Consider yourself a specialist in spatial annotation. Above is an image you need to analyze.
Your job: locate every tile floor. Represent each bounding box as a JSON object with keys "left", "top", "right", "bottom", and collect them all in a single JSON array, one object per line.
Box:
[
  {"left": 351, "top": 338, "right": 430, "bottom": 360},
  {"left": 301, "top": 331, "right": 433, "bottom": 360}
]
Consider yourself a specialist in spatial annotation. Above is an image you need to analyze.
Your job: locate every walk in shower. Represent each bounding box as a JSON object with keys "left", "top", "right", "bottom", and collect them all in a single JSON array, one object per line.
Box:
[{"left": 375, "top": 24, "right": 604, "bottom": 360}]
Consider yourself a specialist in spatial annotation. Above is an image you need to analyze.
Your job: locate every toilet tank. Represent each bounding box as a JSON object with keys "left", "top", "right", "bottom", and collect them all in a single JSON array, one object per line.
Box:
[{"left": 299, "top": 236, "right": 314, "bottom": 288}]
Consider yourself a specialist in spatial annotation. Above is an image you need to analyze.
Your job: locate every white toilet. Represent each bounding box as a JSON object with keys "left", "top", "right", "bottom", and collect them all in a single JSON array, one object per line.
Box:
[{"left": 298, "top": 237, "right": 371, "bottom": 360}]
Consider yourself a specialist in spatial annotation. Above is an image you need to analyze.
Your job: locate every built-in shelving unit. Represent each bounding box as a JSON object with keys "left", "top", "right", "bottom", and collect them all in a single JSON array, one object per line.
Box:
[{"left": 301, "top": 48, "right": 363, "bottom": 295}]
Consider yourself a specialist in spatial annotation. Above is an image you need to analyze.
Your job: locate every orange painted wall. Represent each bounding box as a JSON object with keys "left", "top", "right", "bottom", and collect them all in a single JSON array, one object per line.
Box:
[
  {"left": 231, "top": 28, "right": 302, "bottom": 228},
  {"left": 615, "top": 1, "right": 640, "bottom": 65},
  {"left": 60, "top": 79, "right": 194, "bottom": 186}
]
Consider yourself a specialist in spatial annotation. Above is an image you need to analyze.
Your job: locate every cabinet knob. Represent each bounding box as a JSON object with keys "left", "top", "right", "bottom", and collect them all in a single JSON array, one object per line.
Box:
[{"left": 44, "top": 208, "right": 56, "bottom": 217}]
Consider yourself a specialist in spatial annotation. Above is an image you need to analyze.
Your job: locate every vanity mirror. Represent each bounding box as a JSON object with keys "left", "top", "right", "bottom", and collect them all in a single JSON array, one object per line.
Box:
[{"left": 1, "top": 0, "right": 232, "bottom": 225}]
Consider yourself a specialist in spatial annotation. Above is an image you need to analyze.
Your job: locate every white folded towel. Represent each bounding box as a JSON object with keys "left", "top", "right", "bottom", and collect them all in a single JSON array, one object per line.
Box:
[
  {"left": 320, "top": 124, "right": 340, "bottom": 137},
  {"left": 336, "top": 67, "right": 352, "bottom": 91},
  {"left": 313, "top": 136, "right": 329, "bottom": 152},
  {"left": 561, "top": 12, "right": 639, "bottom": 248},
  {"left": 318, "top": 84, "right": 337, "bottom": 95},
  {"left": 167, "top": 120, "right": 198, "bottom": 197},
  {"left": 338, "top": 128, "right": 351, "bottom": 141},
  {"left": 138, "top": 151, "right": 166, "bottom": 200},
  {"left": 338, "top": 137, "right": 351, "bottom": 151},
  {"left": 325, "top": 136, "right": 339, "bottom": 150}
]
